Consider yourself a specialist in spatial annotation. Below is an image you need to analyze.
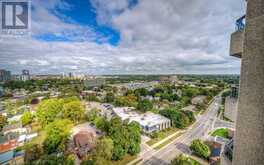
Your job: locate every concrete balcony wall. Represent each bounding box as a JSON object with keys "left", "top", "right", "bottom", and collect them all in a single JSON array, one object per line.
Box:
[
  {"left": 233, "top": 0, "right": 264, "bottom": 165},
  {"left": 230, "top": 30, "right": 244, "bottom": 58}
]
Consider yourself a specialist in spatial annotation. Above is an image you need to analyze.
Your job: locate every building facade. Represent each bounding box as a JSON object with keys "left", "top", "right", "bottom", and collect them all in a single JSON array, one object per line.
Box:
[
  {"left": 0, "top": 70, "right": 11, "bottom": 82},
  {"left": 113, "top": 107, "right": 171, "bottom": 133},
  {"left": 84, "top": 78, "right": 105, "bottom": 88},
  {"left": 21, "top": 70, "right": 30, "bottom": 81},
  {"left": 0, "top": 86, "right": 4, "bottom": 97},
  {"left": 230, "top": 85, "right": 239, "bottom": 98},
  {"left": 230, "top": 0, "right": 264, "bottom": 164}
]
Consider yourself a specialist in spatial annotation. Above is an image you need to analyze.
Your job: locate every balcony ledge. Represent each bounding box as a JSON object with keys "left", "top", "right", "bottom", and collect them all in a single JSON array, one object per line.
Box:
[{"left": 230, "top": 30, "right": 244, "bottom": 58}]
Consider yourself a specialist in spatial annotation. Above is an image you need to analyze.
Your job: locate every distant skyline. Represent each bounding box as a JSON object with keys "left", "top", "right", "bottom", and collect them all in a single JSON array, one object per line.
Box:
[{"left": 0, "top": 0, "right": 245, "bottom": 75}]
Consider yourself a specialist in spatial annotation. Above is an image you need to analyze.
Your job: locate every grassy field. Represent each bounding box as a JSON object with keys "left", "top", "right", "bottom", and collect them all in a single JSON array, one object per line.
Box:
[
  {"left": 211, "top": 128, "right": 229, "bottom": 139},
  {"left": 146, "top": 128, "right": 179, "bottom": 146},
  {"left": 130, "top": 158, "right": 143, "bottom": 165},
  {"left": 113, "top": 155, "right": 138, "bottom": 165},
  {"left": 153, "top": 132, "right": 183, "bottom": 150}
]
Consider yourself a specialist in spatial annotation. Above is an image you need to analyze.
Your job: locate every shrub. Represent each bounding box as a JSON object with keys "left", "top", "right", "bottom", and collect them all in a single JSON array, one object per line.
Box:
[
  {"left": 171, "top": 154, "right": 201, "bottom": 165},
  {"left": 190, "top": 139, "right": 211, "bottom": 159}
]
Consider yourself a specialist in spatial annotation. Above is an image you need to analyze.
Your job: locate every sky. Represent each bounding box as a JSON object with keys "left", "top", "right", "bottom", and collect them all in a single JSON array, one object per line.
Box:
[{"left": 0, "top": 0, "right": 245, "bottom": 75}]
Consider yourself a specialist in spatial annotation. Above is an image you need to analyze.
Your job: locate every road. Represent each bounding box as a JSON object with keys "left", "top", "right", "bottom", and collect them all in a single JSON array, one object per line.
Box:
[{"left": 129, "top": 95, "right": 223, "bottom": 165}]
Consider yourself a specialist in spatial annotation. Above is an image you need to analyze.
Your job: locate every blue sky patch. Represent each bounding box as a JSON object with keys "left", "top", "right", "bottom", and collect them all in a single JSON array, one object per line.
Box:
[{"left": 33, "top": 0, "right": 122, "bottom": 45}]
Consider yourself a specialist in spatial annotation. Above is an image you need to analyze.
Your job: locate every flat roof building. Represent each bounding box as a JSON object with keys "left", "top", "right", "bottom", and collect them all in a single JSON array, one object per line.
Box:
[
  {"left": 113, "top": 107, "right": 171, "bottom": 133},
  {"left": 84, "top": 78, "right": 105, "bottom": 88}
]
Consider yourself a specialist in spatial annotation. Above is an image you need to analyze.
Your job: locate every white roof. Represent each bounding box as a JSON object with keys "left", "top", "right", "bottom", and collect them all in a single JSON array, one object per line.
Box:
[
  {"left": 18, "top": 135, "right": 26, "bottom": 142},
  {"left": 7, "top": 114, "right": 22, "bottom": 122},
  {"left": 113, "top": 107, "right": 170, "bottom": 127},
  {"left": 26, "top": 133, "right": 38, "bottom": 140}
]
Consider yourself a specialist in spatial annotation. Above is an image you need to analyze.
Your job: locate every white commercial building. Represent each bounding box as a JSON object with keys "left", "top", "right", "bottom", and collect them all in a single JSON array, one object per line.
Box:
[{"left": 113, "top": 107, "right": 171, "bottom": 133}]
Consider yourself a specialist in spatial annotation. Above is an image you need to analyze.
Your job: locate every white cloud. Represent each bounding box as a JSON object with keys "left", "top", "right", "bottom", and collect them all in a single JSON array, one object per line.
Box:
[{"left": 0, "top": 0, "right": 245, "bottom": 75}]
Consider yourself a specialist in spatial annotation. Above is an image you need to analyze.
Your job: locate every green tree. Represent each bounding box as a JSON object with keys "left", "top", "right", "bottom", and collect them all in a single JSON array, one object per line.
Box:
[
  {"left": 106, "top": 117, "right": 141, "bottom": 160},
  {"left": 85, "top": 95, "right": 100, "bottom": 102},
  {"left": 108, "top": 117, "right": 127, "bottom": 160},
  {"left": 171, "top": 154, "right": 201, "bottom": 165},
  {"left": 137, "top": 99, "right": 153, "bottom": 112},
  {"left": 92, "top": 137, "right": 114, "bottom": 165},
  {"left": 159, "top": 109, "right": 194, "bottom": 129},
  {"left": 134, "top": 88, "right": 148, "bottom": 97},
  {"left": 0, "top": 114, "right": 7, "bottom": 131},
  {"left": 105, "top": 92, "right": 115, "bottom": 103},
  {"left": 182, "top": 87, "right": 199, "bottom": 98},
  {"left": 190, "top": 139, "right": 211, "bottom": 159},
  {"left": 127, "top": 121, "right": 141, "bottom": 155},
  {"left": 43, "top": 119, "right": 73, "bottom": 154},
  {"left": 35, "top": 154, "right": 74, "bottom": 165},
  {"left": 86, "top": 108, "right": 99, "bottom": 122},
  {"left": 21, "top": 112, "right": 34, "bottom": 126},
  {"left": 24, "top": 144, "right": 43, "bottom": 164},
  {"left": 95, "top": 117, "right": 110, "bottom": 132},
  {"left": 183, "top": 111, "right": 196, "bottom": 124},
  {"left": 36, "top": 99, "right": 63, "bottom": 127},
  {"left": 62, "top": 100, "right": 85, "bottom": 123},
  {"left": 114, "top": 95, "right": 137, "bottom": 107}
]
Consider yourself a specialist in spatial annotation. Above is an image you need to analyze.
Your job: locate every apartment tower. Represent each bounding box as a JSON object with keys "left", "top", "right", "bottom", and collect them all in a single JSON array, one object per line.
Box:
[{"left": 230, "top": 0, "right": 264, "bottom": 164}]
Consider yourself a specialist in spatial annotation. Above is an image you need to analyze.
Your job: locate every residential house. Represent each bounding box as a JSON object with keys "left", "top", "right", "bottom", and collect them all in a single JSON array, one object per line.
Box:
[
  {"left": 2, "top": 123, "right": 27, "bottom": 135},
  {"left": 0, "top": 150, "right": 24, "bottom": 165}
]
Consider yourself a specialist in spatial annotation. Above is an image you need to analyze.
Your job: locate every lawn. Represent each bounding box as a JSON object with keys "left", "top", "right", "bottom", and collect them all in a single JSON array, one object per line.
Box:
[
  {"left": 112, "top": 155, "right": 138, "bottom": 165},
  {"left": 146, "top": 128, "right": 179, "bottom": 146},
  {"left": 29, "top": 130, "right": 46, "bottom": 145},
  {"left": 153, "top": 132, "right": 183, "bottom": 150},
  {"left": 211, "top": 128, "right": 229, "bottom": 139},
  {"left": 28, "top": 122, "right": 47, "bottom": 145}
]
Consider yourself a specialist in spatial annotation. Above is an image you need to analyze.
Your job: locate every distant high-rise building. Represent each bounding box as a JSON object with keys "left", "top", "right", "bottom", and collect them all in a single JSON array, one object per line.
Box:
[
  {"left": 224, "top": 139, "right": 234, "bottom": 161},
  {"left": 230, "top": 85, "right": 239, "bottom": 98},
  {"left": 0, "top": 69, "right": 11, "bottom": 82},
  {"left": 69, "top": 72, "right": 73, "bottom": 78},
  {"left": 11, "top": 75, "right": 22, "bottom": 81},
  {"left": 22, "top": 70, "right": 29, "bottom": 75},
  {"left": 0, "top": 86, "right": 4, "bottom": 97},
  {"left": 21, "top": 70, "right": 30, "bottom": 81}
]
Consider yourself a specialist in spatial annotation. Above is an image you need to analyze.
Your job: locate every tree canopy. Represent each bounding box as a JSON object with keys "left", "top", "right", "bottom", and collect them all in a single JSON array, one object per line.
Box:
[
  {"left": 159, "top": 109, "right": 195, "bottom": 129},
  {"left": 21, "top": 111, "right": 34, "bottom": 126},
  {"left": 43, "top": 119, "right": 73, "bottom": 154},
  {"left": 36, "top": 98, "right": 85, "bottom": 127},
  {"left": 62, "top": 100, "right": 85, "bottom": 123},
  {"left": 91, "top": 137, "right": 114, "bottom": 165},
  {"left": 171, "top": 154, "right": 201, "bottom": 165},
  {"left": 100, "top": 117, "right": 142, "bottom": 160},
  {"left": 36, "top": 99, "right": 63, "bottom": 127},
  {"left": 137, "top": 99, "right": 153, "bottom": 112},
  {"left": 190, "top": 139, "right": 211, "bottom": 159},
  {"left": 0, "top": 114, "right": 7, "bottom": 132}
]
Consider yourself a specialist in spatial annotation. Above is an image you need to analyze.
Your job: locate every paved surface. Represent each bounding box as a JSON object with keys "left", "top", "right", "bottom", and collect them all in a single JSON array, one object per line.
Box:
[
  {"left": 128, "top": 95, "right": 222, "bottom": 165},
  {"left": 224, "top": 97, "right": 238, "bottom": 122},
  {"left": 214, "top": 119, "right": 235, "bottom": 130}
]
